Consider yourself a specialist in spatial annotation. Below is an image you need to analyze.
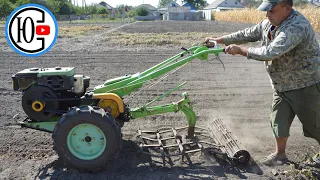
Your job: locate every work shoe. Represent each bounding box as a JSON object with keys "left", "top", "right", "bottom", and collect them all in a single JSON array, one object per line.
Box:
[{"left": 261, "top": 153, "right": 288, "bottom": 166}]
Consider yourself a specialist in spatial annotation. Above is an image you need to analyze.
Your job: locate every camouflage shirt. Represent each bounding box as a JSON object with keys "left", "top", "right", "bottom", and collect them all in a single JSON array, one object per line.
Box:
[{"left": 222, "top": 10, "right": 320, "bottom": 92}]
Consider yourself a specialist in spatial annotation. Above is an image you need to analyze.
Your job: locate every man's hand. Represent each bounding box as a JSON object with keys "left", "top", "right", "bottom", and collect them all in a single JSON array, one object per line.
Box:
[
  {"left": 225, "top": 45, "right": 248, "bottom": 57},
  {"left": 203, "top": 37, "right": 224, "bottom": 47}
]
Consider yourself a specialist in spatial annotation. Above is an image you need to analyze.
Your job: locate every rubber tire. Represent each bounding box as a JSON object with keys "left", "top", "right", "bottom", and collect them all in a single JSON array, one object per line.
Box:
[
  {"left": 52, "top": 106, "right": 121, "bottom": 172},
  {"left": 22, "top": 85, "right": 58, "bottom": 121}
]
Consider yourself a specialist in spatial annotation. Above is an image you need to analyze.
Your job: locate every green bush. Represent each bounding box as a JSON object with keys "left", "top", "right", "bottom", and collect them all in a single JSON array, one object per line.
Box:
[
  {"left": 97, "top": 8, "right": 107, "bottom": 15},
  {"left": 128, "top": 9, "right": 136, "bottom": 17},
  {"left": 135, "top": 6, "right": 149, "bottom": 16}
]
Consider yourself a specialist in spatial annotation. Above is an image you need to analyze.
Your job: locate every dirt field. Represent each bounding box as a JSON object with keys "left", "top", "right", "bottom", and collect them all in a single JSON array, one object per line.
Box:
[{"left": 0, "top": 21, "right": 319, "bottom": 180}]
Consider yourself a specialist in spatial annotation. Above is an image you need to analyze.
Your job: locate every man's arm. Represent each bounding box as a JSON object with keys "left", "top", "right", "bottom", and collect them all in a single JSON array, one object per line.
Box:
[
  {"left": 222, "top": 22, "right": 264, "bottom": 45},
  {"left": 204, "top": 20, "right": 265, "bottom": 47},
  {"left": 247, "top": 25, "right": 305, "bottom": 61}
]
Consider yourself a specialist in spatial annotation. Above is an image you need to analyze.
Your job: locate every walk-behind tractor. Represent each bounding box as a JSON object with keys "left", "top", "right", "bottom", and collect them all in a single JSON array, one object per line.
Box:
[{"left": 12, "top": 45, "right": 251, "bottom": 172}]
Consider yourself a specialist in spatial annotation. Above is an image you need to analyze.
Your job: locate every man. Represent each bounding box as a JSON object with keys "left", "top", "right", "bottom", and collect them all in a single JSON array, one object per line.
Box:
[{"left": 204, "top": 0, "right": 320, "bottom": 166}]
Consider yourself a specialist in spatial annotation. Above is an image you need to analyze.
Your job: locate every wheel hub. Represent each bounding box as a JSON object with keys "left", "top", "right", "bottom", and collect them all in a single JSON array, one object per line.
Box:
[
  {"left": 85, "top": 136, "right": 92, "bottom": 142},
  {"left": 67, "top": 123, "right": 107, "bottom": 160}
]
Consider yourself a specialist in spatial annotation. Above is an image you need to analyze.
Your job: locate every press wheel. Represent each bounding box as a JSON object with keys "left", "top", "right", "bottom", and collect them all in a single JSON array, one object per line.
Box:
[{"left": 232, "top": 150, "right": 251, "bottom": 165}]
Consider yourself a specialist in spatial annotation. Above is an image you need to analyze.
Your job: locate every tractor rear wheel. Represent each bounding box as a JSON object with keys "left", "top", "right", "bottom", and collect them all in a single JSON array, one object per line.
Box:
[{"left": 52, "top": 106, "right": 121, "bottom": 172}]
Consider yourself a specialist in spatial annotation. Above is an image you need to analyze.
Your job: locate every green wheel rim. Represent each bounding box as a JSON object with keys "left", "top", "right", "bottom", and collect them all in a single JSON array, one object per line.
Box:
[{"left": 67, "top": 123, "right": 106, "bottom": 160}]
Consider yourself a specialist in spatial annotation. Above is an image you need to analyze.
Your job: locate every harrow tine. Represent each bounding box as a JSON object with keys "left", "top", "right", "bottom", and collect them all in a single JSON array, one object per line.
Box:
[{"left": 137, "top": 120, "right": 251, "bottom": 166}]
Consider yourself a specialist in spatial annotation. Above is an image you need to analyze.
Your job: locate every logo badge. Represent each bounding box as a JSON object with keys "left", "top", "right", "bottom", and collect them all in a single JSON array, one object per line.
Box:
[{"left": 5, "top": 4, "right": 58, "bottom": 57}]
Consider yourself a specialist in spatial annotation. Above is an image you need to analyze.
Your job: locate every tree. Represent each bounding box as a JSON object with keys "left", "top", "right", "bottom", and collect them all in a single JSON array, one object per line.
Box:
[
  {"left": 0, "top": 0, "right": 15, "bottom": 18},
  {"left": 56, "top": 0, "right": 74, "bottom": 15},
  {"left": 9, "top": 0, "right": 17, "bottom": 4},
  {"left": 97, "top": 7, "right": 108, "bottom": 18},
  {"left": 116, "top": 4, "right": 126, "bottom": 14},
  {"left": 16, "top": 0, "right": 59, "bottom": 14},
  {"left": 158, "top": 0, "right": 174, "bottom": 8},
  {"left": 87, "top": 4, "right": 98, "bottom": 15},
  {"left": 74, "top": 6, "right": 83, "bottom": 15},
  {"left": 182, "top": 0, "right": 207, "bottom": 9}
]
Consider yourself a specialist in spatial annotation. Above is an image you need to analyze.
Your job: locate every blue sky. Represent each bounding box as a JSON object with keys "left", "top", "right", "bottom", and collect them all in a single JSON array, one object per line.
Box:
[{"left": 75, "top": 0, "right": 215, "bottom": 8}]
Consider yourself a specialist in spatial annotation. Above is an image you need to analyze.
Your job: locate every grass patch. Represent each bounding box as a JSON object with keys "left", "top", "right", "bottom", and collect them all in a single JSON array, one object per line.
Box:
[
  {"left": 62, "top": 17, "right": 134, "bottom": 24},
  {"left": 106, "top": 32, "right": 228, "bottom": 46},
  {"left": 58, "top": 25, "right": 109, "bottom": 38},
  {"left": 0, "top": 21, "right": 5, "bottom": 24}
]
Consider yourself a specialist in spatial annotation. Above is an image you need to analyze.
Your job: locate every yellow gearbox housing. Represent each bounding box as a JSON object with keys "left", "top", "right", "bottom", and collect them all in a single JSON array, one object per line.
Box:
[
  {"left": 93, "top": 93, "right": 124, "bottom": 118},
  {"left": 98, "top": 99, "right": 120, "bottom": 118}
]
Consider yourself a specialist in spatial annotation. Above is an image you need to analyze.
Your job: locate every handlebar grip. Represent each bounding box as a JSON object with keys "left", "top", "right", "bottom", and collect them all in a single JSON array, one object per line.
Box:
[{"left": 181, "top": 47, "right": 188, "bottom": 51}]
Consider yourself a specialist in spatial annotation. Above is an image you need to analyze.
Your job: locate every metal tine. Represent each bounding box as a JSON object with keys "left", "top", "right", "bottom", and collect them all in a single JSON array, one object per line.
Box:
[
  {"left": 165, "top": 126, "right": 188, "bottom": 132},
  {"left": 156, "top": 132, "right": 167, "bottom": 166},
  {"left": 139, "top": 146, "right": 203, "bottom": 158},
  {"left": 172, "top": 128, "right": 184, "bottom": 152},
  {"left": 197, "top": 141, "right": 224, "bottom": 147},
  {"left": 140, "top": 144, "right": 161, "bottom": 148},
  {"left": 184, "top": 149, "right": 202, "bottom": 154},
  {"left": 194, "top": 133, "right": 212, "bottom": 138},
  {"left": 158, "top": 128, "right": 176, "bottom": 134},
  {"left": 194, "top": 126, "right": 208, "bottom": 131},
  {"left": 140, "top": 135, "right": 177, "bottom": 141},
  {"left": 140, "top": 151, "right": 187, "bottom": 157},
  {"left": 140, "top": 136, "right": 158, "bottom": 141},
  {"left": 140, "top": 130, "right": 159, "bottom": 133},
  {"left": 163, "top": 141, "right": 195, "bottom": 148},
  {"left": 161, "top": 136, "right": 176, "bottom": 141}
]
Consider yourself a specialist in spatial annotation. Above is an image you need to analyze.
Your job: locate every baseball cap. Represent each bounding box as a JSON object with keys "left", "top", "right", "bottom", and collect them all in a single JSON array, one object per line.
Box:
[{"left": 258, "top": 0, "right": 285, "bottom": 11}]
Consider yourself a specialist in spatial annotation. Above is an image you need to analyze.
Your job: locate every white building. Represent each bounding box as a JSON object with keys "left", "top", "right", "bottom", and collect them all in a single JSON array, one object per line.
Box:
[{"left": 203, "top": 0, "right": 244, "bottom": 20}]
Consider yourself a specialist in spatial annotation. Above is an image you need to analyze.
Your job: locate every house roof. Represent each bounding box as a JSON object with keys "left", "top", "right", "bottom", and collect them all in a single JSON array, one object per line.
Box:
[
  {"left": 167, "top": 2, "right": 180, "bottom": 7},
  {"left": 182, "top": 2, "right": 196, "bottom": 10},
  {"left": 98, "top": 2, "right": 113, "bottom": 10},
  {"left": 204, "top": 0, "right": 244, "bottom": 9},
  {"left": 204, "top": 0, "right": 225, "bottom": 9},
  {"left": 158, "top": 1, "right": 181, "bottom": 12},
  {"left": 138, "top": 4, "right": 157, "bottom": 11}
]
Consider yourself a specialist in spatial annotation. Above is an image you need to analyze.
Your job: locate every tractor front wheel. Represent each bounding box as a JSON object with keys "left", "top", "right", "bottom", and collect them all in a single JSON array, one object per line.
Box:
[{"left": 52, "top": 106, "right": 121, "bottom": 172}]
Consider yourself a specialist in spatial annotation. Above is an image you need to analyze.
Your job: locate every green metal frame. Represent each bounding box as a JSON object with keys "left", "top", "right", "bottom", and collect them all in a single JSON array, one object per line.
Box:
[
  {"left": 93, "top": 46, "right": 224, "bottom": 96},
  {"left": 20, "top": 121, "right": 57, "bottom": 133},
  {"left": 20, "top": 46, "right": 225, "bottom": 135}
]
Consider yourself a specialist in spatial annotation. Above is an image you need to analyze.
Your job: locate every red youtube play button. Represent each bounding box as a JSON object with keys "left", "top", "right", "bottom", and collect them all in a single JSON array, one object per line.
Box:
[{"left": 36, "top": 25, "right": 50, "bottom": 35}]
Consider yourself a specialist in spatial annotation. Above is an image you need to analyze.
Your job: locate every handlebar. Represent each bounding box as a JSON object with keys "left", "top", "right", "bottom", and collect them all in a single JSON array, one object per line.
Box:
[{"left": 208, "top": 40, "right": 219, "bottom": 49}]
